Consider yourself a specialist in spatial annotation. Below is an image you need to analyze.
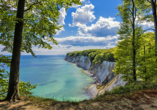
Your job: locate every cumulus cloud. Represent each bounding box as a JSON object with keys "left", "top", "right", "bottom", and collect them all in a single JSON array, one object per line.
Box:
[
  {"left": 77, "top": 16, "right": 120, "bottom": 37},
  {"left": 136, "top": 16, "right": 154, "bottom": 29},
  {"left": 58, "top": 44, "right": 73, "bottom": 49},
  {"left": 55, "top": 8, "right": 67, "bottom": 35},
  {"left": 71, "top": 4, "right": 96, "bottom": 26},
  {"left": 139, "top": 20, "right": 154, "bottom": 29},
  {"left": 68, "top": 24, "right": 72, "bottom": 27},
  {"left": 55, "top": 35, "right": 118, "bottom": 46},
  {"left": 58, "top": 8, "right": 66, "bottom": 25}
]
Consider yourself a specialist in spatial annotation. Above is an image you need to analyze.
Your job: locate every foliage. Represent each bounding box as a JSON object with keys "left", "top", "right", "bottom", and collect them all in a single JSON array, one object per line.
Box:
[
  {"left": 19, "top": 81, "right": 38, "bottom": 97},
  {"left": 0, "top": 55, "right": 38, "bottom": 100},
  {"left": 0, "top": 0, "right": 83, "bottom": 100},
  {"left": 113, "top": 0, "right": 149, "bottom": 83},
  {"left": 0, "top": 55, "right": 11, "bottom": 99},
  {"left": 66, "top": 48, "right": 116, "bottom": 65},
  {"left": 0, "top": 0, "right": 83, "bottom": 57},
  {"left": 136, "top": 32, "right": 157, "bottom": 82}
]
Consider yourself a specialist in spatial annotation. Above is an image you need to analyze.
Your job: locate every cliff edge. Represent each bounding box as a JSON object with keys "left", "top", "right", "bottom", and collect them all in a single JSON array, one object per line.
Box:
[{"left": 65, "top": 55, "right": 129, "bottom": 98}]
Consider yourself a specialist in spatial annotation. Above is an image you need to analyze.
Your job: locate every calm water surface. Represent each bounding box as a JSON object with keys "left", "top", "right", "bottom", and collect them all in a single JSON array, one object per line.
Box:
[{"left": 4, "top": 55, "right": 95, "bottom": 101}]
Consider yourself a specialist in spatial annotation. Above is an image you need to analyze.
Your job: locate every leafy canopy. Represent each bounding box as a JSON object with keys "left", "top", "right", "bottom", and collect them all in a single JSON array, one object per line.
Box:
[{"left": 0, "top": 0, "right": 83, "bottom": 57}]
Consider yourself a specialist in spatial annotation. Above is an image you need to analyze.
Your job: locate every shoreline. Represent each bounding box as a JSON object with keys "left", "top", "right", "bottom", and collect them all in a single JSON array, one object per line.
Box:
[{"left": 64, "top": 59, "right": 99, "bottom": 98}]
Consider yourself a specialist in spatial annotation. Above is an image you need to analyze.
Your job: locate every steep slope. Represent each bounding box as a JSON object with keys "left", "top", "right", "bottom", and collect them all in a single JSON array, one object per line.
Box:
[{"left": 65, "top": 55, "right": 128, "bottom": 98}]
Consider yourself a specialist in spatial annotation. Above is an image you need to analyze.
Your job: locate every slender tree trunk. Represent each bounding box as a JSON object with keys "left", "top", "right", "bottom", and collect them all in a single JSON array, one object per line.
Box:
[
  {"left": 3, "top": 0, "right": 25, "bottom": 102},
  {"left": 143, "top": 46, "right": 147, "bottom": 81},
  {"left": 151, "top": 0, "right": 157, "bottom": 56},
  {"left": 132, "top": 0, "right": 136, "bottom": 82}
]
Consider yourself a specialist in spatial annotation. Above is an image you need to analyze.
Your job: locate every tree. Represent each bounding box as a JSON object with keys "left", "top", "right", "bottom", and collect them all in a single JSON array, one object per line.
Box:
[
  {"left": 134, "top": 0, "right": 157, "bottom": 82},
  {"left": 115, "top": 0, "right": 140, "bottom": 82},
  {"left": 0, "top": 0, "right": 82, "bottom": 102},
  {"left": 149, "top": 0, "right": 157, "bottom": 56},
  {"left": 136, "top": 32, "right": 157, "bottom": 82},
  {"left": 136, "top": 0, "right": 157, "bottom": 55}
]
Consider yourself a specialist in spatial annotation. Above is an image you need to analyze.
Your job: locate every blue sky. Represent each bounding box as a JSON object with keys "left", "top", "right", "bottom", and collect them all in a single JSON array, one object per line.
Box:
[{"left": 0, "top": 0, "right": 154, "bottom": 55}]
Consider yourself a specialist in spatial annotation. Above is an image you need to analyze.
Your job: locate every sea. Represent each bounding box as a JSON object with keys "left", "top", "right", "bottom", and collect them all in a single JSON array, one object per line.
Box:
[{"left": 3, "top": 55, "right": 95, "bottom": 102}]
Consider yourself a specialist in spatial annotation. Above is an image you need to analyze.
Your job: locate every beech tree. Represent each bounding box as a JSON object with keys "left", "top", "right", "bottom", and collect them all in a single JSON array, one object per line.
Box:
[
  {"left": 136, "top": 0, "right": 157, "bottom": 55},
  {"left": 114, "top": 0, "right": 140, "bottom": 82},
  {"left": 0, "top": 0, "right": 82, "bottom": 102},
  {"left": 114, "top": 0, "right": 157, "bottom": 84},
  {"left": 149, "top": 0, "right": 157, "bottom": 55}
]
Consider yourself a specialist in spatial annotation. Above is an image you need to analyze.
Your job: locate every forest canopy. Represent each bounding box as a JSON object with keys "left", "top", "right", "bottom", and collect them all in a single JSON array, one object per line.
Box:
[{"left": 66, "top": 47, "right": 116, "bottom": 65}]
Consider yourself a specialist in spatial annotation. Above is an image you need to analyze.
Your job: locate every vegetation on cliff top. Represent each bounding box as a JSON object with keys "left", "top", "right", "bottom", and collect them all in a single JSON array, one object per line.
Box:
[{"left": 66, "top": 47, "right": 116, "bottom": 65}]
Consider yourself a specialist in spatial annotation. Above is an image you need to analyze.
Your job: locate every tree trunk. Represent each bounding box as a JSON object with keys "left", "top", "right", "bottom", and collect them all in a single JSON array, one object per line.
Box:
[
  {"left": 3, "top": 0, "right": 25, "bottom": 102},
  {"left": 151, "top": 0, "right": 157, "bottom": 56},
  {"left": 132, "top": 0, "right": 136, "bottom": 82},
  {"left": 150, "top": 0, "right": 157, "bottom": 84},
  {"left": 143, "top": 46, "right": 147, "bottom": 81}
]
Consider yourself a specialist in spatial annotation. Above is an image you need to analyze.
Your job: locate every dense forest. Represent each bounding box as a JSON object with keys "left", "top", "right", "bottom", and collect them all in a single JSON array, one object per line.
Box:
[
  {"left": 67, "top": 48, "right": 116, "bottom": 64},
  {"left": 1, "top": 0, "right": 157, "bottom": 103}
]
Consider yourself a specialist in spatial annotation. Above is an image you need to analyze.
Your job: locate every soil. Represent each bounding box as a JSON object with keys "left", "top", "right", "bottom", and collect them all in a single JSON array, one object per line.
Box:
[{"left": 1, "top": 89, "right": 157, "bottom": 110}]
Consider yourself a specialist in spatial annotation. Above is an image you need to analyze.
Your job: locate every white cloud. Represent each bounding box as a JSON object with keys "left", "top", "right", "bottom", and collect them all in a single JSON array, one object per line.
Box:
[
  {"left": 136, "top": 16, "right": 154, "bottom": 29},
  {"left": 86, "top": 0, "right": 90, "bottom": 3},
  {"left": 55, "top": 8, "right": 67, "bottom": 35},
  {"left": 76, "top": 16, "right": 120, "bottom": 37},
  {"left": 71, "top": 4, "right": 96, "bottom": 26},
  {"left": 58, "top": 8, "right": 66, "bottom": 25},
  {"left": 58, "top": 44, "right": 73, "bottom": 49},
  {"left": 29, "top": 45, "right": 106, "bottom": 55},
  {"left": 68, "top": 24, "right": 71, "bottom": 27},
  {"left": 55, "top": 35, "right": 118, "bottom": 46},
  {"left": 0, "top": 35, "right": 118, "bottom": 55},
  {"left": 140, "top": 21, "right": 154, "bottom": 29}
]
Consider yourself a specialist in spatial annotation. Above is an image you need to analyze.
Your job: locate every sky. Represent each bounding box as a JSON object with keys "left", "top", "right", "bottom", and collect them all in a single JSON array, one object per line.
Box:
[{"left": 0, "top": 0, "right": 154, "bottom": 55}]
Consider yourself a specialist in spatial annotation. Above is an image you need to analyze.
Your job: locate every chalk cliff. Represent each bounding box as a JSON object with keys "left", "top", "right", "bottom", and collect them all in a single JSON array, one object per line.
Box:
[{"left": 65, "top": 55, "right": 128, "bottom": 98}]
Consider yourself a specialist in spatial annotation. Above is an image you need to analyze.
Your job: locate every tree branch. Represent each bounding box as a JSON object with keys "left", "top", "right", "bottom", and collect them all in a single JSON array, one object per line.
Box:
[
  {"left": 24, "top": 3, "right": 37, "bottom": 12},
  {"left": 147, "top": 0, "right": 151, "bottom": 3}
]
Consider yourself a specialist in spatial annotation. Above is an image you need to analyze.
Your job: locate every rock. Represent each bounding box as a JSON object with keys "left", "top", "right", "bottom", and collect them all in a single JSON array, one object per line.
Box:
[{"left": 64, "top": 55, "right": 140, "bottom": 98}]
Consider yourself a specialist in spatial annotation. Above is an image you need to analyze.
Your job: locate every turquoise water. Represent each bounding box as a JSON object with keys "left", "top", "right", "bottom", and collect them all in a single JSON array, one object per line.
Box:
[{"left": 4, "top": 55, "right": 94, "bottom": 102}]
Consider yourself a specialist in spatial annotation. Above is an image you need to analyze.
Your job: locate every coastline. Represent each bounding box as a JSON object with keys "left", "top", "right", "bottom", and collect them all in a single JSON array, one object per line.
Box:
[{"left": 64, "top": 59, "right": 99, "bottom": 98}]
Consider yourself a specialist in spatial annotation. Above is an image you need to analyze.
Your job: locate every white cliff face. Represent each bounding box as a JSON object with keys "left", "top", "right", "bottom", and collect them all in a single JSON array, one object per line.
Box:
[
  {"left": 106, "top": 74, "right": 127, "bottom": 92},
  {"left": 77, "top": 56, "right": 91, "bottom": 70},
  {"left": 65, "top": 56, "right": 79, "bottom": 63},
  {"left": 89, "top": 61, "right": 116, "bottom": 83},
  {"left": 65, "top": 55, "right": 140, "bottom": 98},
  {"left": 65, "top": 55, "right": 91, "bottom": 70}
]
